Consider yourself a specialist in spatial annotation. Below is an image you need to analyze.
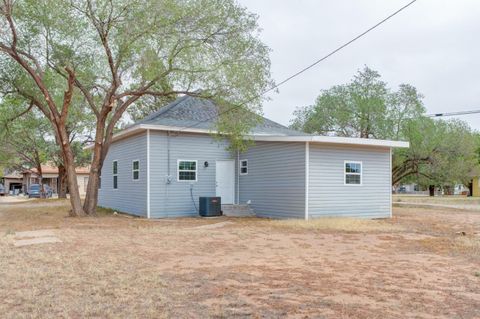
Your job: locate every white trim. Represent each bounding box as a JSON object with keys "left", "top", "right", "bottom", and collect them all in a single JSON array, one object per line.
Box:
[
  {"left": 85, "top": 124, "right": 409, "bottom": 150},
  {"left": 237, "top": 150, "right": 240, "bottom": 205},
  {"left": 389, "top": 147, "right": 392, "bottom": 218},
  {"left": 132, "top": 159, "right": 140, "bottom": 181},
  {"left": 239, "top": 159, "right": 248, "bottom": 175},
  {"left": 251, "top": 135, "right": 409, "bottom": 148},
  {"left": 216, "top": 159, "right": 235, "bottom": 204},
  {"left": 344, "top": 160, "right": 363, "bottom": 186},
  {"left": 112, "top": 160, "right": 118, "bottom": 190},
  {"left": 147, "top": 130, "right": 151, "bottom": 219},
  {"left": 177, "top": 159, "right": 198, "bottom": 182},
  {"left": 305, "top": 142, "right": 309, "bottom": 220}
]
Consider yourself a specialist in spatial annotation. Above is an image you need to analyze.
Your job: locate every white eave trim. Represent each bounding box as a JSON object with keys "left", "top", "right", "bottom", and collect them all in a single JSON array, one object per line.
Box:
[
  {"left": 85, "top": 124, "right": 409, "bottom": 149},
  {"left": 250, "top": 135, "right": 409, "bottom": 148}
]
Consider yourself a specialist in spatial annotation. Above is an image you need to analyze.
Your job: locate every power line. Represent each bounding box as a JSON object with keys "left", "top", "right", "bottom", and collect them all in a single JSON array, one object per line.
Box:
[
  {"left": 428, "top": 109, "right": 480, "bottom": 117},
  {"left": 176, "top": 0, "right": 418, "bottom": 132}
]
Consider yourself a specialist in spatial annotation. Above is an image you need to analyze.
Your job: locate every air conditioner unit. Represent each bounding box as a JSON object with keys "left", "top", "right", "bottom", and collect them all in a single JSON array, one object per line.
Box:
[{"left": 199, "top": 197, "right": 222, "bottom": 217}]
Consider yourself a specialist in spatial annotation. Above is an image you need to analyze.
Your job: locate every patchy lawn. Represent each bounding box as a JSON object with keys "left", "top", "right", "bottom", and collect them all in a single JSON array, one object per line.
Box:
[
  {"left": 394, "top": 194, "right": 480, "bottom": 205},
  {"left": 0, "top": 200, "right": 479, "bottom": 318}
]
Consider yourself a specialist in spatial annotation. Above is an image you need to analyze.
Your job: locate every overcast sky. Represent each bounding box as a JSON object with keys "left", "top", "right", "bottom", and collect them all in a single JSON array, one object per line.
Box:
[{"left": 238, "top": 0, "right": 480, "bottom": 130}]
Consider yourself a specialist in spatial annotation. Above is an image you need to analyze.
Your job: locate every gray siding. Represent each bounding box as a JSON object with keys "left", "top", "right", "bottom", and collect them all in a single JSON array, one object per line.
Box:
[
  {"left": 150, "top": 131, "right": 233, "bottom": 218},
  {"left": 308, "top": 144, "right": 391, "bottom": 219},
  {"left": 98, "top": 132, "right": 148, "bottom": 216},
  {"left": 239, "top": 142, "right": 305, "bottom": 218}
]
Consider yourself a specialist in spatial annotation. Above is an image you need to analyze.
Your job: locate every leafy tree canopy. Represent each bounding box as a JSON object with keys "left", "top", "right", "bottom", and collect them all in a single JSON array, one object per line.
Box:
[
  {"left": 0, "top": 0, "right": 273, "bottom": 215},
  {"left": 291, "top": 66, "right": 479, "bottom": 187}
]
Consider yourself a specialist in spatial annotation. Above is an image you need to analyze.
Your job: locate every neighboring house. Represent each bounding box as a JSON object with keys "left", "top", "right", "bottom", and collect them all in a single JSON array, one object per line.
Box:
[
  {"left": 96, "top": 96, "right": 408, "bottom": 219},
  {"left": 2, "top": 170, "right": 23, "bottom": 194},
  {"left": 23, "top": 165, "right": 90, "bottom": 195},
  {"left": 471, "top": 177, "right": 480, "bottom": 197}
]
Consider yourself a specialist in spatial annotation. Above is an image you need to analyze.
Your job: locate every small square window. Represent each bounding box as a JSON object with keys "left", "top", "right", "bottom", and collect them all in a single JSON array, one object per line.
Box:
[
  {"left": 240, "top": 159, "right": 248, "bottom": 175},
  {"left": 178, "top": 160, "right": 197, "bottom": 181},
  {"left": 345, "top": 161, "right": 362, "bottom": 185}
]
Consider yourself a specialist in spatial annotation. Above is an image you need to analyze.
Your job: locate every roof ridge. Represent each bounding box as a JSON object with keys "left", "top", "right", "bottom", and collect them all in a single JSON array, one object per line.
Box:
[{"left": 135, "top": 94, "right": 191, "bottom": 125}]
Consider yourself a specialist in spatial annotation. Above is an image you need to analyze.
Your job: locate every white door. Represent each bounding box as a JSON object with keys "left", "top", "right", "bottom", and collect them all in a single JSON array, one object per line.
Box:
[{"left": 216, "top": 160, "right": 235, "bottom": 204}]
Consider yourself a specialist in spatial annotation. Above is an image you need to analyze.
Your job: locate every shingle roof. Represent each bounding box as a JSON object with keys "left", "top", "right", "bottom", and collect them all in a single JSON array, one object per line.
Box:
[{"left": 134, "top": 95, "right": 305, "bottom": 136}]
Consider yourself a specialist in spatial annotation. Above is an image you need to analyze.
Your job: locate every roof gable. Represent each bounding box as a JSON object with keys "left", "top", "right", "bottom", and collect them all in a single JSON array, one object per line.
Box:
[{"left": 134, "top": 95, "right": 305, "bottom": 136}]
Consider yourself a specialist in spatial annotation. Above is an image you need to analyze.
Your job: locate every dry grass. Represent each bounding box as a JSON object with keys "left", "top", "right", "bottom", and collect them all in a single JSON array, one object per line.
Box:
[
  {"left": 1, "top": 200, "right": 480, "bottom": 318},
  {"left": 394, "top": 194, "right": 480, "bottom": 205},
  {"left": 270, "top": 217, "right": 404, "bottom": 233}
]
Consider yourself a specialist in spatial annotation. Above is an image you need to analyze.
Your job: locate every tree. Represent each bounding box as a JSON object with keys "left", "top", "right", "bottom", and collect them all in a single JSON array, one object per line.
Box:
[
  {"left": 394, "top": 118, "right": 478, "bottom": 192},
  {"left": 0, "top": 96, "right": 92, "bottom": 197},
  {"left": 291, "top": 66, "right": 478, "bottom": 189},
  {"left": 0, "top": 0, "right": 272, "bottom": 215}
]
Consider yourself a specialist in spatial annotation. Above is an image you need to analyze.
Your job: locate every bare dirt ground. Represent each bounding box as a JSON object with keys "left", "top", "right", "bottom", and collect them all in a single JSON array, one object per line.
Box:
[{"left": 0, "top": 200, "right": 479, "bottom": 318}]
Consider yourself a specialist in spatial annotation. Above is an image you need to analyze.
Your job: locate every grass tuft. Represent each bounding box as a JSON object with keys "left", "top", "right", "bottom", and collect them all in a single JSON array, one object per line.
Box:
[{"left": 270, "top": 217, "right": 403, "bottom": 233}]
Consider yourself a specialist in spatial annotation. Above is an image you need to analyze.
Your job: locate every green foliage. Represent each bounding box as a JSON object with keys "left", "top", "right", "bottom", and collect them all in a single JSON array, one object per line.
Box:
[
  {"left": 0, "top": 95, "right": 91, "bottom": 171},
  {"left": 0, "top": 0, "right": 272, "bottom": 149},
  {"left": 291, "top": 66, "right": 479, "bottom": 186}
]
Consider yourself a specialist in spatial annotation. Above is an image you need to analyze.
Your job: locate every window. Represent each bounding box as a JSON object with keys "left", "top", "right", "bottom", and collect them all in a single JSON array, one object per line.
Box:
[
  {"left": 177, "top": 160, "right": 197, "bottom": 181},
  {"left": 132, "top": 160, "right": 140, "bottom": 180},
  {"left": 113, "top": 160, "right": 118, "bottom": 189},
  {"left": 98, "top": 174, "right": 102, "bottom": 189},
  {"left": 240, "top": 159, "right": 248, "bottom": 175},
  {"left": 84, "top": 177, "right": 89, "bottom": 192},
  {"left": 345, "top": 161, "right": 362, "bottom": 185}
]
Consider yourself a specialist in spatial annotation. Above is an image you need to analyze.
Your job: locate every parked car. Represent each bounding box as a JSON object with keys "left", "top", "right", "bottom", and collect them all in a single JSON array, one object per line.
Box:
[
  {"left": 28, "top": 184, "right": 53, "bottom": 198},
  {"left": 398, "top": 186, "right": 407, "bottom": 193},
  {"left": 0, "top": 184, "right": 5, "bottom": 196}
]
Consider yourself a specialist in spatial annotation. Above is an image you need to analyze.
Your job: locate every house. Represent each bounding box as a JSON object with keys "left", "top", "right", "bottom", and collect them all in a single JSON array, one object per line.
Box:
[
  {"left": 97, "top": 96, "right": 409, "bottom": 219},
  {"left": 23, "top": 165, "right": 90, "bottom": 195},
  {"left": 1, "top": 170, "right": 23, "bottom": 195},
  {"left": 471, "top": 177, "right": 480, "bottom": 197}
]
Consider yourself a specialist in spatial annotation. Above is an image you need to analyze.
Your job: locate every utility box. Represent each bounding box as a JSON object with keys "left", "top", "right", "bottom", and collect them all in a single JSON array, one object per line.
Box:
[{"left": 199, "top": 197, "right": 222, "bottom": 217}]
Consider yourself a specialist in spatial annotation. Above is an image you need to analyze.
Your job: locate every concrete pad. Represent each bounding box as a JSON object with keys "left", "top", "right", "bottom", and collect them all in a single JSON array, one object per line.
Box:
[
  {"left": 14, "top": 237, "right": 62, "bottom": 247},
  {"left": 192, "top": 221, "right": 234, "bottom": 230},
  {"left": 15, "top": 229, "right": 55, "bottom": 239}
]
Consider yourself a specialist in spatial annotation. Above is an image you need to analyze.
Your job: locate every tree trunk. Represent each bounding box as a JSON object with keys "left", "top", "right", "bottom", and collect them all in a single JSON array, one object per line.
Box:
[
  {"left": 58, "top": 165, "right": 67, "bottom": 199},
  {"left": 429, "top": 185, "right": 435, "bottom": 197},
  {"left": 83, "top": 164, "right": 100, "bottom": 216},
  {"left": 83, "top": 122, "right": 108, "bottom": 216},
  {"left": 59, "top": 130, "right": 85, "bottom": 216}
]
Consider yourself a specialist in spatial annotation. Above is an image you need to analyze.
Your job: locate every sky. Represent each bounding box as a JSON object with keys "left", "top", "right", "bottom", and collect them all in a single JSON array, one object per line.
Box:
[{"left": 238, "top": 0, "right": 480, "bottom": 130}]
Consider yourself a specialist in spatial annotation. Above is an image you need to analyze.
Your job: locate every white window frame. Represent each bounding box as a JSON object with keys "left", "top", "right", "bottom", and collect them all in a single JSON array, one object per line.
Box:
[
  {"left": 132, "top": 160, "right": 140, "bottom": 181},
  {"left": 113, "top": 160, "right": 118, "bottom": 189},
  {"left": 177, "top": 159, "right": 197, "bottom": 182},
  {"left": 239, "top": 159, "right": 248, "bottom": 175},
  {"left": 344, "top": 160, "right": 362, "bottom": 186}
]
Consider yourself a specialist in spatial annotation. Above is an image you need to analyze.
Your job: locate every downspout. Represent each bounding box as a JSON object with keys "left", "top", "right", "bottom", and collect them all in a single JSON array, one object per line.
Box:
[
  {"left": 165, "top": 131, "right": 172, "bottom": 216},
  {"left": 305, "top": 141, "right": 309, "bottom": 220},
  {"left": 147, "top": 129, "right": 151, "bottom": 219},
  {"left": 389, "top": 147, "right": 392, "bottom": 218},
  {"left": 237, "top": 149, "right": 240, "bottom": 205}
]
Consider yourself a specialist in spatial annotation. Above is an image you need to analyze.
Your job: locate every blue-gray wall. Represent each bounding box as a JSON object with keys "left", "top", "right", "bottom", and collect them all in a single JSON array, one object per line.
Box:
[
  {"left": 308, "top": 144, "right": 391, "bottom": 218},
  {"left": 98, "top": 131, "right": 392, "bottom": 220},
  {"left": 98, "top": 132, "right": 148, "bottom": 216},
  {"left": 239, "top": 141, "right": 306, "bottom": 218},
  {"left": 149, "top": 131, "right": 233, "bottom": 218}
]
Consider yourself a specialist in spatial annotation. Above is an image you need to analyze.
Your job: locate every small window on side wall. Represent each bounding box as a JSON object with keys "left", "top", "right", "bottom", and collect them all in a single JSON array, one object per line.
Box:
[
  {"left": 345, "top": 161, "right": 362, "bottom": 185},
  {"left": 113, "top": 160, "right": 118, "bottom": 189},
  {"left": 240, "top": 159, "right": 248, "bottom": 175},
  {"left": 132, "top": 160, "right": 140, "bottom": 180},
  {"left": 178, "top": 160, "right": 197, "bottom": 181}
]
